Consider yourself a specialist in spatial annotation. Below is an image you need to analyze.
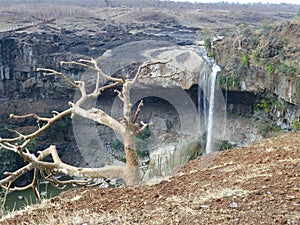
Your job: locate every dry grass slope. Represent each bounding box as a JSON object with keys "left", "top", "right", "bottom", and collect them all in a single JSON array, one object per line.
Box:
[{"left": 0, "top": 132, "right": 299, "bottom": 224}]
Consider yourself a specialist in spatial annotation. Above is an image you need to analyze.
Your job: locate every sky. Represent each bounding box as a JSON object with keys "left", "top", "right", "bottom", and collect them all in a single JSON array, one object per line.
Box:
[{"left": 169, "top": 0, "right": 300, "bottom": 4}]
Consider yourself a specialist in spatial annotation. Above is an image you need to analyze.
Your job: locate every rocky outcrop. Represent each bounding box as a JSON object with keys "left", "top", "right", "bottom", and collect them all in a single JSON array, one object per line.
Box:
[
  {"left": 1, "top": 6, "right": 299, "bottom": 186},
  {"left": 0, "top": 14, "right": 201, "bottom": 101},
  {"left": 215, "top": 20, "right": 299, "bottom": 104},
  {"left": 0, "top": 17, "right": 209, "bottom": 176},
  {"left": 96, "top": 41, "right": 210, "bottom": 89},
  {"left": 214, "top": 19, "right": 300, "bottom": 130}
]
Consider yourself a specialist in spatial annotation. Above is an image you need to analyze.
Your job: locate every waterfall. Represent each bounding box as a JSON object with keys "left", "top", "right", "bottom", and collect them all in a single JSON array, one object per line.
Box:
[
  {"left": 203, "top": 73, "right": 208, "bottom": 131},
  {"left": 197, "top": 45, "right": 225, "bottom": 155},
  {"left": 205, "top": 64, "right": 221, "bottom": 154}
]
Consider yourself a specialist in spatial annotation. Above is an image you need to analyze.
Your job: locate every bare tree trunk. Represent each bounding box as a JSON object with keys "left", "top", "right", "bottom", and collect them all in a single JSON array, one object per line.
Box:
[
  {"left": 124, "top": 130, "right": 138, "bottom": 167},
  {"left": 0, "top": 59, "right": 179, "bottom": 193},
  {"left": 123, "top": 129, "right": 139, "bottom": 184},
  {"left": 121, "top": 81, "right": 140, "bottom": 184}
]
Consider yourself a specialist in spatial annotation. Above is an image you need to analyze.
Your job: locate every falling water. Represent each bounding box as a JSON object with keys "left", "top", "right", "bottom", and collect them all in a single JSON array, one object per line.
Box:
[
  {"left": 205, "top": 64, "right": 221, "bottom": 154},
  {"left": 203, "top": 73, "right": 208, "bottom": 130},
  {"left": 198, "top": 72, "right": 208, "bottom": 141},
  {"left": 196, "top": 47, "right": 225, "bottom": 154}
]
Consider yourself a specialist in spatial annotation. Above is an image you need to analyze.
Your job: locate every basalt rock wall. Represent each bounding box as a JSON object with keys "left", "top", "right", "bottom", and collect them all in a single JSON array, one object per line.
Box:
[{"left": 214, "top": 19, "right": 300, "bottom": 130}]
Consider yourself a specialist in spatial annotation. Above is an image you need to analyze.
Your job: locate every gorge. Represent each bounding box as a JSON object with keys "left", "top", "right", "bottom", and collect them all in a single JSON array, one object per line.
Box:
[{"left": 0, "top": 2, "right": 299, "bottom": 185}]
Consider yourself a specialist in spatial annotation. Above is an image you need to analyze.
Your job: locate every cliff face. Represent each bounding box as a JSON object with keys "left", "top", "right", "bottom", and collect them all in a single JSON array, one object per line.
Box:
[
  {"left": 0, "top": 15, "right": 209, "bottom": 176},
  {"left": 214, "top": 18, "right": 300, "bottom": 130},
  {"left": 0, "top": 14, "right": 201, "bottom": 101},
  {"left": 1, "top": 14, "right": 298, "bottom": 143},
  {"left": 1, "top": 4, "right": 299, "bottom": 186},
  {"left": 0, "top": 33, "right": 66, "bottom": 100},
  {"left": 215, "top": 19, "right": 299, "bottom": 104},
  {"left": 0, "top": 21, "right": 131, "bottom": 100}
]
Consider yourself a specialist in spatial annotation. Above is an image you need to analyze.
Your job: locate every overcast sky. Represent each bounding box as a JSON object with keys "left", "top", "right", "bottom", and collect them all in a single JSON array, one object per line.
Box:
[{"left": 168, "top": 0, "right": 299, "bottom": 4}]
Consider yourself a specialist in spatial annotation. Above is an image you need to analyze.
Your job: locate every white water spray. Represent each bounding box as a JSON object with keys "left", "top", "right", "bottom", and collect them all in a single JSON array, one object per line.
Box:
[{"left": 205, "top": 64, "right": 221, "bottom": 154}]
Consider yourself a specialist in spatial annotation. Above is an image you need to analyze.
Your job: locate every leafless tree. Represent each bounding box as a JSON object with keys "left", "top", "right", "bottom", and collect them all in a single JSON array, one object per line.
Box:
[{"left": 0, "top": 57, "right": 182, "bottom": 203}]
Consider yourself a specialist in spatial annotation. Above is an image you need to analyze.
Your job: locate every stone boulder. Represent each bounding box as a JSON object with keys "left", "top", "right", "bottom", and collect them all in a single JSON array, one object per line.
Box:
[{"left": 96, "top": 40, "right": 211, "bottom": 90}]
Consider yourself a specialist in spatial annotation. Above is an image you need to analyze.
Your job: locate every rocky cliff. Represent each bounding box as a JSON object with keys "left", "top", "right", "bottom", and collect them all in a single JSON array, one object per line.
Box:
[
  {"left": 214, "top": 18, "right": 300, "bottom": 131},
  {"left": 0, "top": 11, "right": 210, "bottom": 181},
  {"left": 0, "top": 4, "right": 299, "bottom": 184}
]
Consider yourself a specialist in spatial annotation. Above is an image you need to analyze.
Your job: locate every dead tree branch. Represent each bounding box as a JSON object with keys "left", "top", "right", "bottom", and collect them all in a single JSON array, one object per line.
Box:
[
  {"left": 0, "top": 57, "right": 185, "bottom": 201},
  {"left": 132, "top": 100, "right": 144, "bottom": 124}
]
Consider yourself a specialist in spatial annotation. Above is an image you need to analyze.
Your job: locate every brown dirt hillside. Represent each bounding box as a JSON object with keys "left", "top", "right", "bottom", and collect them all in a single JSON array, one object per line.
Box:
[{"left": 0, "top": 132, "right": 299, "bottom": 225}]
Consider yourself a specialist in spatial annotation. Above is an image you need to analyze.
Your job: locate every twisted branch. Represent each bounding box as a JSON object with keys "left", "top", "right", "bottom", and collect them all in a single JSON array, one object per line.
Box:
[
  {"left": 61, "top": 58, "right": 123, "bottom": 83},
  {"left": 132, "top": 100, "right": 144, "bottom": 124},
  {"left": 37, "top": 68, "right": 78, "bottom": 88},
  {"left": 0, "top": 56, "right": 184, "bottom": 206}
]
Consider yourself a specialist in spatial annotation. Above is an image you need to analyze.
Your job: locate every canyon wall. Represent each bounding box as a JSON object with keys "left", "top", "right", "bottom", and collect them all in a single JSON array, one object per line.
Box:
[
  {"left": 214, "top": 19, "right": 300, "bottom": 130},
  {"left": 0, "top": 9, "right": 299, "bottom": 183}
]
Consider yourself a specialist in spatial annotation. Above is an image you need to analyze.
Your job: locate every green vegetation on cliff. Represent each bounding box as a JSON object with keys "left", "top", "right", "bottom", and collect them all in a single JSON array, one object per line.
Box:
[
  {"left": 215, "top": 18, "right": 299, "bottom": 101},
  {"left": 214, "top": 17, "right": 300, "bottom": 131}
]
